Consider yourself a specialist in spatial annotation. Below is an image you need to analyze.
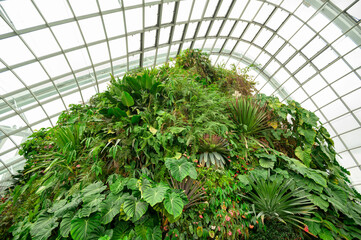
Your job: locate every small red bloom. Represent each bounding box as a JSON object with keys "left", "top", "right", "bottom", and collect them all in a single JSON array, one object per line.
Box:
[
  {"left": 199, "top": 215, "right": 203, "bottom": 219},
  {"left": 304, "top": 225, "right": 309, "bottom": 232}
]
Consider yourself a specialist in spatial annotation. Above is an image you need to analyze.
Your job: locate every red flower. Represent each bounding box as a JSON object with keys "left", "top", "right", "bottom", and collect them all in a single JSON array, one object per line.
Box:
[
  {"left": 304, "top": 225, "right": 309, "bottom": 232},
  {"left": 249, "top": 224, "right": 254, "bottom": 229},
  {"left": 199, "top": 215, "right": 203, "bottom": 219}
]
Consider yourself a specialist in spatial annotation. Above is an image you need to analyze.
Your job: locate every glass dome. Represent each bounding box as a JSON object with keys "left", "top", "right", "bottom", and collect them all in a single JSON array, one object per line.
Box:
[{"left": 0, "top": 0, "right": 360, "bottom": 192}]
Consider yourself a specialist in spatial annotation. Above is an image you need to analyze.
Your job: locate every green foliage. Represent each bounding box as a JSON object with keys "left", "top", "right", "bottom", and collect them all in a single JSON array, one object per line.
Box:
[
  {"left": 229, "top": 96, "right": 270, "bottom": 137},
  {"left": 1, "top": 49, "right": 360, "bottom": 240},
  {"left": 199, "top": 134, "right": 229, "bottom": 169},
  {"left": 243, "top": 173, "right": 315, "bottom": 230}
]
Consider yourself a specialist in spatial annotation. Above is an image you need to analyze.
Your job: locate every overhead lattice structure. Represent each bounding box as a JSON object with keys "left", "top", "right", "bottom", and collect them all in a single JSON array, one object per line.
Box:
[{"left": 0, "top": 0, "right": 360, "bottom": 191}]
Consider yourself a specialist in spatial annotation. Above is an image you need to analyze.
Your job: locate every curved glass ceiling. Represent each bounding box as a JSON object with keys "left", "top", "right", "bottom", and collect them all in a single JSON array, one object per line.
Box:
[{"left": 0, "top": 0, "right": 360, "bottom": 191}]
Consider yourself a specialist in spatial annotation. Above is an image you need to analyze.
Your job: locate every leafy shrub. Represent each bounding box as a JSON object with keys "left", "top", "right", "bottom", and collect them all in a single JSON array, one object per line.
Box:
[{"left": 199, "top": 134, "right": 229, "bottom": 169}]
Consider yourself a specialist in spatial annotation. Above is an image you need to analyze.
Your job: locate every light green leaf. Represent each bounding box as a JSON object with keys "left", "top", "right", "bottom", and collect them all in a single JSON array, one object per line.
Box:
[
  {"left": 319, "top": 228, "right": 334, "bottom": 240},
  {"left": 30, "top": 213, "right": 58, "bottom": 240},
  {"left": 121, "top": 91, "right": 134, "bottom": 107},
  {"left": 237, "top": 175, "right": 249, "bottom": 185},
  {"left": 305, "top": 170, "right": 327, "bottom": 187},
  {"left": 295, "top": 146, "right": 312, "bottom": 167},
  {"left": 70, "top": 214, "right": 102, "bottom": 240},
  {"left": 164, "top": 192, "right": 184, "bottom": 218},
  {"left": 259, "top": 158, "right": 275, "bottom": 169},
  {"left": 168, "top": 127, "right": 185, "bottom": 134},
  {"left": 60, "top": 212, "right": 73, "bottom": 238},
  {"left": 100, "top": 193, "right": 128, "bottom": 224},
  {"left": 110, "top": 177, "right": 128, "bottom": 194},
  {"left": 165, "top": 158, "right": 196, "bottom": 182},
  {"left": 148, "top": 226, "right": 162, "bottom": 240},
  {"left": 123, "top": 196, "right": 148, "bottom": 222},
  {"left": 308, "top": 195, "right": 329, "bottom": 211},
  {"left": 298, "top": 128, "right": 316, "bottom": 144},
  {"left": 143, "top": 184, "right": 169, "bottom": 207}
]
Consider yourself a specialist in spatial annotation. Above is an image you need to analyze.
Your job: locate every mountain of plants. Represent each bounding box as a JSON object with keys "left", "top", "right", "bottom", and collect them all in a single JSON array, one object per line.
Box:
[{"left": 1, "top": 49, "right": 361, "bottom": 240}]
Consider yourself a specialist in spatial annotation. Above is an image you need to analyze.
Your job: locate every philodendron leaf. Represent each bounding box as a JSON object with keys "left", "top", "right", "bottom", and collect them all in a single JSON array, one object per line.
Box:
[
  {"left": 143, "top": 183, "right": 169, "bottom": 206},
  {"left": 295, "top": 146, "right": 312, "bottom": 167},
  {"left": 70, "top": 214, "right": 102, "bottom": 240},
  {"left": 259, "top": 158, "right": 275, "bottom": 169},
  {"left": 99, "top": 193, "right": 129, "bottom": 224},
  {"left": 30, "top": 212, "right": 58, "bottom": 240},
  {"left": 110, "top": 177, "right": 128, "bottom": 194},
  {"left": 123, "top": 196, "right": 148, "bottom": 222},
  {"left": 60, "top": 212, "right": 73, "bottom": 238},
  {"left": 121, "top": 91, "right": 134, "bottom": 107},
  {"left": 148, "top": 226, "right": 162, "bottom": 240},
  {"left": 165, "top": 157, "right": 197, "bottom": 182},
  {"left": 308, "top": 194, "right": 329, "bottom": 212},
  {"left": 298, "top": 128, "right": 316, "bottom": 144},
  {"left": 164, "top": 192, "right": 184, "bottom": 218}
]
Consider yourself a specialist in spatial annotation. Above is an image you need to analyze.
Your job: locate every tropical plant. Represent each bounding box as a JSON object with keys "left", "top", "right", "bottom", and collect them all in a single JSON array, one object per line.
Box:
[
  {"left": 198, "top": 134, "right": 229, "bottom": 169},
  {"left": 229, "top": 96, "right": 270, "bottom": 137},
  {"left": 242, "top": 173, "right": 315, "bottom": 231}
]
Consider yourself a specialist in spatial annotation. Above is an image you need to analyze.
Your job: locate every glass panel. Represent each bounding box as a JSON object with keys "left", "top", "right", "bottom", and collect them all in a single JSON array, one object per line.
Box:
[
  {"left": 302, "top": 37, "right": 327, "bottom": 59},
  {"left": 0, "top": 36, "right": 34, "bottom": 66},
  {"left": 109, "top": 38, "right": 127, "bottom": 58},
  {"left": 242, "top": 24, "right": 260, "bottom": 42},
  {"left": 217, "top": 0, "right": 232, "bottom": 17},
  {"left": 1, "top": 0, "right": 45, "bottom": 30},
  {"left": 254, "top": 28, "right": 273, "bottom": 48},
  {"left": 103, "top": 12, "right": 125, "bottom": 38},
  {"left": 185, "top": 23, "right": 197, "bottom": 39},
  {"left": 340, "top": 129, "right": 361, "bottom": 150},
  {"left": 321, "top": 100, "right": 349, "bottom": 120},
  {"left": 266, "top": 9, "right": 288, "bottom": 30},
  {"left": 23, "top": 106, "right": 47, "bottom": 124},
  {"left": 42, "top": 99, "right": 67, "bottom": 116},
  {"left": 254, "top": 4, "right": 274, "bottom": 24},
  {"left": 69, "top": 0, "right": 98, "bottom": 16},
  {"left": 0, "top": 71, "right": 24, "bottom": 95},
  {"left": 79, "top": 16, "right": 106, "bottom": 44},
  {"left": 51, "top": 22, "right": 84, "bottom": 49},
  {"left": 144, "top": 30, "right": 156, "bottom": 48},
  {"left": 145, "top": 6, "right": 158, "bottom": 28},
  {"left": 172, "top": 25, "right": 184, "bottom": 41},
  {"left": 242, "top": 1, "right": 262, "bottom": 21},
  {"left": 289, "top": 25, "right": 315, "bottom": 49},
  {"left": 320, "top": 59, "right": 352, "bottom": 84},
  {"left": 162, "top": 2, "right": 175, "bottom": 24},
  {"left": 99, "top": 0, "right": 121, "bottom": 11},
  {"left": 209, "top": 20, "right": 222, "bottom": 36},
  {"left": 13, "top": 62, "right": 48, "bottom": 86},
  {"left": 275, "top": 44, "right": 295, "bottom": 63},
  {"left": 197, "top": 21, "right": 210, "bottom": 37},
  {"left": 220, "top": 20, "right": 235, "bottom": 36},
  {"left": 89, "top": 42, "right": 109, "bottom": 64},
  {"left": 128, "top": 34, "right": 140, "bottom": 52},
  {"left": 125, "top": 8, "right": 142, "bottom": 32},
  {"left": 278, "top": 16, "right": 303, "bottom": 40},
  {"left": 191, "top": 0, "right": 207, "bottom": 20},
  {"left": 176, "top": 0, "right": 192, "bottom": 22},
  {"left": 330, "top": 113, "right": 359, "bottom": 135},
  {"left": 159, "top": 27, "right": 171, "bottom": 45},
  {"left": 65, "top": 48, "right": 91, "bottom": 71},
  {"left": 41, "top": 55, "right": 71, "bottom": 78},
  {"left": 331, "top": 72, "right": 361, "bottom": 96},
  {"left": 22, "top": 29, "right": 61, "bottom": 58}
]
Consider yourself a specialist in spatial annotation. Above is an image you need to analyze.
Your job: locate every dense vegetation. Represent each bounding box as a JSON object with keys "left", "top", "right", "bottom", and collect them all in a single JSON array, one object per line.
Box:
[{"left": 1, "top": 49, "right": 361, "bottom": 240}]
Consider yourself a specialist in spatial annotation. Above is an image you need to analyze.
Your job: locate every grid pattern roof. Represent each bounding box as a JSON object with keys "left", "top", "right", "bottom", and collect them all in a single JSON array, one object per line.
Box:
[{"left": 0, "top": 0, "right": 360, "bottom": 191}]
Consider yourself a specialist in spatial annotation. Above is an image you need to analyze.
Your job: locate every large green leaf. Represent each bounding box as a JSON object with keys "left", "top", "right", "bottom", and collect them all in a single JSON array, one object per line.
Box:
[
  {"left": 100, "top": 193, "right": 128, "bottom": 224},
  {"left": 163, "top": 192, "right": 184, "bottom": 218},
  {"left": 60, "top": 212, "right": 73, "bottom": 238},
  {"left": 123, "top": 196, "right": 149, "bottom": 222},
  {"left": 298, "top": 128, "right": 316, "bottom": 144},
  {"left": 70, "top": 214, "right": 103, "bottom": 240},
  {"left": 308, "top": 194, "right": 329, "bottom": 212},
  {"left": 30, "top": 213, "right": 58, "bottom": 240},
  {"left": 121, "top": 91, "right": 135, "bottom": 107},
  {"left": 295, "top": 146, "right": 312, "bottom": 167},
  {"left": 148, "top": 226, "right": 162, "bottom": 240},
  {"left": 165, "top": 157, "right": 196, "bottom": 182},
  {"left": 259, "top": 158, "right": 275, "bottom": 169},
  {"left": 143, "top": 184, "right": 169, "bottom": 207},
  {"left": 305, "top": 170, "right": 327, "bottom": 187},
  {"left": 110, "top": 177, "right": 128, "bottom": 194},
  {"left": 77, "top": 196, "right": 104, "bottom": 218}
]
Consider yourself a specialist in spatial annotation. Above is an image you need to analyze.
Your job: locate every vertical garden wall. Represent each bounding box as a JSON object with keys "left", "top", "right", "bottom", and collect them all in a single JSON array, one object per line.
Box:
[{"left": 1, "top": 50, "right": 360, "bottom": 240}]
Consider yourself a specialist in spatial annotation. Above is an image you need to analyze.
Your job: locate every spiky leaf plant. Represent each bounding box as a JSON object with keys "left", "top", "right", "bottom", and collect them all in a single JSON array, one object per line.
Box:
[
  {"left": 242, "top": 174, "right": 315, "bottom": 230},
  {"left": 229, "top": 96, "right": 270, "bottom": 137},
  {"left": 199, "top": 134, "right": 229, "bottom": 169}
]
